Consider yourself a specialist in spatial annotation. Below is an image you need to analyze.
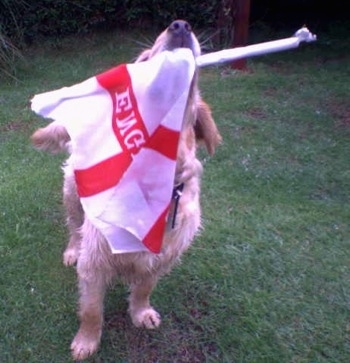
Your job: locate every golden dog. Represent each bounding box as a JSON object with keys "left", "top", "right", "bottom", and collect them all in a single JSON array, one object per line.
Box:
[{"left": 31, "top": 19, "right": 221, "bottom": 360}]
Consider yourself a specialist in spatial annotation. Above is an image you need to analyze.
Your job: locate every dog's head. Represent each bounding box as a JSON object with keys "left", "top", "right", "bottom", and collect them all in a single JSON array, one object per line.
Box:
[
  {"left": 135, "top": 20, "right": 201, "bottom": 62},
  {"left": 136, "top": 20, "right": 221, "bottom": 156}
]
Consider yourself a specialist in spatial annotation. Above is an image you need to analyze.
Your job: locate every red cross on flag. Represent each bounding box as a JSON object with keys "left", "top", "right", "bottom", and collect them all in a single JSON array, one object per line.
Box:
[{"left": 31, "top": 48, "right": 196, "bottom": 254}]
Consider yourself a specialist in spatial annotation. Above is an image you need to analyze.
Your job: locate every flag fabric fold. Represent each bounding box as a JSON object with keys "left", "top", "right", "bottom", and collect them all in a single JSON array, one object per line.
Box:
[{"left": 31, "top": 48, "right": 196, "bottom": 254}]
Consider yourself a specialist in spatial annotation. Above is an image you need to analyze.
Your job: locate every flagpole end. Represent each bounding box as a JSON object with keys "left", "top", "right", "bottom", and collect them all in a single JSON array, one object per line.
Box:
[{"left": 294, "top": 27, "right": 317, "bottom": 43}]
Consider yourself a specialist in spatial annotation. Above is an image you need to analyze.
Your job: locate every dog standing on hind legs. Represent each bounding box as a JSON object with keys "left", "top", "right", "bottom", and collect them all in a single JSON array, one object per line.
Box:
[{"left": 31, "top": 20, "right": 221, "bottom": 360}]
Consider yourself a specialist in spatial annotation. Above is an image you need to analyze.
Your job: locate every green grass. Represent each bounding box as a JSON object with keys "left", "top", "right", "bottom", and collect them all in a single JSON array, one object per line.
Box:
[{"left": 1, "top": 28, "right": 350, "bottom": 362}]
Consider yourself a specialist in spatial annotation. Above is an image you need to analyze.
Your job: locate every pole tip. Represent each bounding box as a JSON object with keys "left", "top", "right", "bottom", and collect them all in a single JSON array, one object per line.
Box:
[{"left": 294, "top": 27, "right": 317, "bottom": 42}]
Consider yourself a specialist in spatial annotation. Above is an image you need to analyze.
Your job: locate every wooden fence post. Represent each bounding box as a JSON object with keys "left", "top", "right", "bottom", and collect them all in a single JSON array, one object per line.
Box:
[{"left": 231, "top": 0, "right": 251, "bottom": 70}]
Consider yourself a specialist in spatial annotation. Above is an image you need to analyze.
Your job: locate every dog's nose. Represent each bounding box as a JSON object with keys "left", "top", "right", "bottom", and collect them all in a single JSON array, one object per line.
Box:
[
  {"left": 168, "top": 20, "right": 192, "bottom": 35},
  {"left": 167, "top": 20, "right": 194, "bottom": 50}
]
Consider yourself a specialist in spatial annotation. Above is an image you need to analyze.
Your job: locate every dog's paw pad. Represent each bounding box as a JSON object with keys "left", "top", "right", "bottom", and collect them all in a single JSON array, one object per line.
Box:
[
  {"left": 131, "top": 308, "right": 161, "bottom": 329},
  {"left": 63, "top": 248, "right": 78, "bottom": 266},
  {"left": 71, "top": 330, "right": 100, "bottom": 361}
]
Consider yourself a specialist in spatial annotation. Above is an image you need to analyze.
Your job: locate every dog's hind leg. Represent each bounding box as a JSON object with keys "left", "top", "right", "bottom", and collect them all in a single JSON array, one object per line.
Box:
[
  {"left": 128, "top": 276, "right": 161, "bottom": 329},
  {"left": 62, "top": 164, "right": 84, "bottom": 266}
]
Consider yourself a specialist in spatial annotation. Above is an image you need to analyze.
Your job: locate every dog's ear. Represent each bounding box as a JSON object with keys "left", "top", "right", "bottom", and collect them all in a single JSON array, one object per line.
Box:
[
  {"left": 31, "top": 123, "right": 71, "bottom": 153},
  {"left": 194, "top": 98, "right": 222, "bottom": 155}
]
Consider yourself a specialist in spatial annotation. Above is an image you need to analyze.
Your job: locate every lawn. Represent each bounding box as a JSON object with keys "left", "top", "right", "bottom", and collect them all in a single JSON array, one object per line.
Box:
[{"left": 1, "top": 26, "right": 349, "bottom": 362}]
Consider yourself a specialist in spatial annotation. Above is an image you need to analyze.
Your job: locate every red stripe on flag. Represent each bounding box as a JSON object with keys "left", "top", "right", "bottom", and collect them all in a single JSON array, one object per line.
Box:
[
  {"left": 75, "top": 65, "right": 150, "bottom": 198},
  {"left": 75, "top": 152, "right": 132, "bottom": 197},
  {"left": 142, "top": 205, "right": 170, "bottom": 253},
  {"left": 97, "top": 64, "right": 149, "bottom": 155},
  {"left": 145, "top": 125, "right": 179, "bottom": 160},
  {"left": 96, "top": 64, "right": 130, "bottom": 93}
]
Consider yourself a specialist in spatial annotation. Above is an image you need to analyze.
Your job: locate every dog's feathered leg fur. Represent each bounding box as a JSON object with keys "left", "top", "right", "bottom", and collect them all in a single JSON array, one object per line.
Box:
[
  {"left": 194, "top": 98, "right": 222, "bottom": 155},
  {"left": 70, "top": 271, "right": 106, "bottom": 361},
  {"left": 128, "top": 276, "right": 161, "bottom": 328},
  {"left": 62, "top": 161, "right": 84, "bottom": 266},
  {"left": 31, "top": 123, "right": 71, "bottom": 153},
  {"left": 70, "top": 219, "right": 112, "bottom": 360}
]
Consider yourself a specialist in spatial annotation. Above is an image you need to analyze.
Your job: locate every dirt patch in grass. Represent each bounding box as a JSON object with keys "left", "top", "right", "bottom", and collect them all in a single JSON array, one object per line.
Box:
[
  {"left": 0, "top": 119, "right": 34, "bottom": 133},
  {"left": 263, "top": 86, "right": 279, "bottom": 98},
  {"left": 104, "top": 310, "right": 219, "bottom": 363},
  {"left": 246, "top": 106, "right": 268, "bottom": 120},
  {"left": 265, "top": 61, "right": 294, "bottom": 75},
  {"left": 317, "top": 54, "right": 350, "bottom": 66},
  {"left": 327, "top": 99, "right": 350, "bottom": 129}
]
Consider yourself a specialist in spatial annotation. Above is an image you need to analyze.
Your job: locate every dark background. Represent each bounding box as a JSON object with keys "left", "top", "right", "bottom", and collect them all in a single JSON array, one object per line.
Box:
[
  {"left": 0, "top": 0, "right": 348, "bottom": 45},
  {"left": 251, "top": 0, "right": 348, "bottom": 30}
]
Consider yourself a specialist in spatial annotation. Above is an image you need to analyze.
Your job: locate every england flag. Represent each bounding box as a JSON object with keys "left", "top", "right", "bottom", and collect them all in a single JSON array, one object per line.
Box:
[{"left": 31, "top": 48, "right": 196, "bottom": 254}]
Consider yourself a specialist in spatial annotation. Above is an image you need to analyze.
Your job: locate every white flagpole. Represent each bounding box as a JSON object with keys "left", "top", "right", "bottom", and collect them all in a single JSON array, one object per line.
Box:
[{"left": 196, "top": 27, "right": 317, "bottom": 68}]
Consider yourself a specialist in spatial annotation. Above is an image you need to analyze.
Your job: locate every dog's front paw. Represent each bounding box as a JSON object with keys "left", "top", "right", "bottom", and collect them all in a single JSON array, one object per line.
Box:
[
  {"left": 71, "top": 328, "right": 101, "bottom": 361},
  {"left": 130, "top": 307, "right": 161, "bottom": 329}
]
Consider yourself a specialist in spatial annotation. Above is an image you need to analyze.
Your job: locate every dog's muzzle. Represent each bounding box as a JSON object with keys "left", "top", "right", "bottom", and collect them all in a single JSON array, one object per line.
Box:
[{"left": 167, "top": 20, "right": 193, "bottom": 49}]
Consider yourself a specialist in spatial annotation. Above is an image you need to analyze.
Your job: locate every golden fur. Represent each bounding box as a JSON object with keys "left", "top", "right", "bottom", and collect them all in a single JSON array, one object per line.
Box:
[{"left": 31, "top": 20, "right": 221, "bottom": 360}]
